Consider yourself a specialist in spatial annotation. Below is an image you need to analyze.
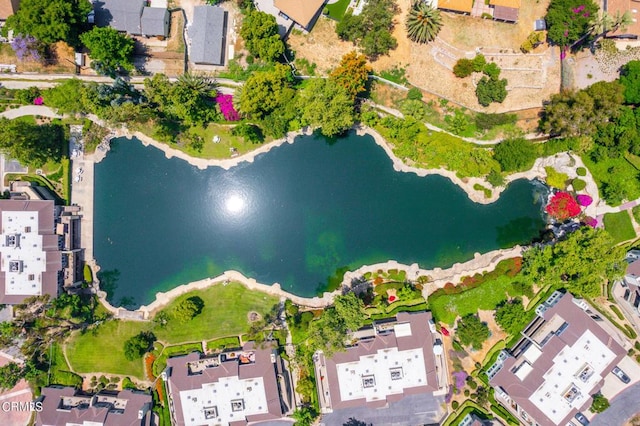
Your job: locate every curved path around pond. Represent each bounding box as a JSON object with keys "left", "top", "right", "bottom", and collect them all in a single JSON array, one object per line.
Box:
[{"left": 2, "top": 105, "right": 633, "bottom": 319}]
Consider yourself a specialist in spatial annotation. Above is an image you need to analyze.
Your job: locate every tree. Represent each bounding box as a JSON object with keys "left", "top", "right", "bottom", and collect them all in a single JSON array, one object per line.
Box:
[
  {"left": 522, "top": 227, "right": 625, "bottom": 297},
  {"left": 336, "top": 0, "right": 398, "bottom": 58},
  {"left": 620, "top": 60, "right": 640, "bottom": 104},
  {"left": 307, "top": 293, "right": 365, "bottom": 356},
  {"left": 238, "top": 64, "right": 294, "bottom": 119},
  {"left": 545, "top": 191, "right": 581, "bottom": 220},
  {"left": 539, "top": 81, "right": 624, "bottom": 137},
  {"left": 453, "top": 58, "right": 474, "bottom": 78},
  {"left": 123, "top": 331, "right": 156, "bottom": 361},
  {"left": 329, "top": 51, "right": 371, "bottom": 100},
  {"left": 590, "top": 393, "right": 610, "bottom": 413},
  {"left": 5, "top": 0, "right": 92, "bottom": 45},
  {"left": 80, "top": 27, "right": 135, "bottom": 75},
  {"left": 545, "top": 0, "right": 599, "bottom": 49},
  {"left": 42, "top": 79, "right": 88, "bottom": 114},
  {"left": 406, "top": 2, "right": 442, "bottom": 44},
  {"left": 456, "top": 314, "right": 489, "bottom": 350},
  {"left": 475, "top": 76, "right": 508, "bottom": 107},
  {"left": 495, "top": 299, "right": 528, "bottom": 335},
  {"left": 494, "top": 138, "right": 540, "bottom": 172},
  {"left": 172, "top": 296, "right": 205, "bottom": 323},
  {"left": 590, "top": 11, "right": 632, "bottom": 48},
  {"left": 0, "top": 322, "right": 18, "bottom": 348},
  {"left": 0, "top": 362, "right": 23, "bottom": 390},
  {"left": 240, "top": 11, "right": 284, "bottom": 62},
  {"left": 299, "top": 79, "right": 356, "bottom": 137},
  {"left": 0, "top": 119, "right": 64, "bottom": 167},
  {"left": 332, "top": 292, "right": 366, "bottom": 332},
  {"left": 292, "top": 406, "right": 318, "bottom": 426}
]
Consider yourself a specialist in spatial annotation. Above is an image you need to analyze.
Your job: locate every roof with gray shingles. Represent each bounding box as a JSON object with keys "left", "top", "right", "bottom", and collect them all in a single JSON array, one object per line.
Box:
[
  {"left": 190, "top": 5, "right": 226, "bottom": 65},
  {"left": 141, "top": 6, "right": 169, "bottom": 37},
  {"left": 94, "top": 0, "right": 145, "bottom": 34}
]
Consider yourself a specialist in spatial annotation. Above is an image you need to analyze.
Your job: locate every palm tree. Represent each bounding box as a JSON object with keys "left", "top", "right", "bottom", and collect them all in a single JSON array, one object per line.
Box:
[
  {"left": 588, "top": 10, "right": 633, "bottom": 49},
  {"left": 406, "top": 2, "right": 442, "bottom": 44},
  {"left": 175, "top": 72, "right": 218, "bottom": 97}
]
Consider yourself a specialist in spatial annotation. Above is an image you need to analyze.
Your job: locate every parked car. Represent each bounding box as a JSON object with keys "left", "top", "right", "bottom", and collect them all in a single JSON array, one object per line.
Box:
[
  {"left": 574, "top": 412, "right": 590, "bottom": 426},
  {"left": 612, "top": 366, "right": 631, "bottom": 384}
]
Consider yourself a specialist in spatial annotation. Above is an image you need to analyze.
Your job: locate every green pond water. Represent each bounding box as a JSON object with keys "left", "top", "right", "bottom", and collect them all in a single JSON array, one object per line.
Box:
[{"left": 94, "top": 133, "right": 547, "bottom": 308}]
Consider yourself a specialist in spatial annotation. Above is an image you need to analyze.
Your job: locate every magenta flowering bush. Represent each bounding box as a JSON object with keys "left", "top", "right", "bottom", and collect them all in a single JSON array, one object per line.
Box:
[
  {"left": 33, "top": 97, "right": 43, "bottom": 105},
  {"left": 576, "top": 194, "right": 593, "bottom": 207},
  {"left": 215, "top": 94, "right": 240, "bottom": 121},
  {"left": 584, "top": 216, "right": 598, "bottom": 227},
  {"left": 11, "top": 35, "right": 42, "bottom": 62}
]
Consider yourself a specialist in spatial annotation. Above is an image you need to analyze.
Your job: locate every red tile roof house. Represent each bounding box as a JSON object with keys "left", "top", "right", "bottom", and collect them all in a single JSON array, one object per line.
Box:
[
  {"left": 488, "top": 291, "right": 627, "bottom": 426},
  {"left": 314, "top": 311, "right": 447, "bottom": 420},
  {"left": 164, "top": 341, "right": 293, "bottom": 426},
  {"left": 36, "top": 386, "right": 153, "bottom": 426}
]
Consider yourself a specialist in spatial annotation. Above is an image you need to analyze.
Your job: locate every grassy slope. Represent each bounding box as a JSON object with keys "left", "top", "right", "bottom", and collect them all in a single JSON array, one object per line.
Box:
[
  {"left": 428, "top": 274, "right": 521, "bottom": 325},
  {"left": 65, "top": 283, "right": 279, "bottom": 378}
]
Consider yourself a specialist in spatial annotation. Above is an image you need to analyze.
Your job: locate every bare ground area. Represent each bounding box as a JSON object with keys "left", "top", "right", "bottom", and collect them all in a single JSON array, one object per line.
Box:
[
  {"left": 288, "top": 0, "right": 560, "bottom": 112},
  {"left": 0, "top": 41, "right": 80, "bottom": 74}
]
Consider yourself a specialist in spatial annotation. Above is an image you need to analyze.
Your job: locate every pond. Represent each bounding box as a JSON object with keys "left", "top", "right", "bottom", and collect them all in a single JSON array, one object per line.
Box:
[{"left": 94, "top": 132, "right": 546, "bottom": 308}]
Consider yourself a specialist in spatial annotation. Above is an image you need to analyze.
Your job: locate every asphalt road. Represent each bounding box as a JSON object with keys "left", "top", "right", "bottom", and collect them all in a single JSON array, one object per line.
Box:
[{"left": 590, "top": 381, "right": 640, "bottom": 426}]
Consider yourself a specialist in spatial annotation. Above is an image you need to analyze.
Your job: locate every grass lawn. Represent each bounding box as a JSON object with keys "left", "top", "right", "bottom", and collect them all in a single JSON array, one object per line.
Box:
[
  {"left": 154, "top": 283, "right": 279, "bottom": 343},
  {"left": 324, "top": 0, "right": 351, "bottom": 20},
  {"left": 66, "top": 321, "right": 150, "bottom": 378},
  {"left": 428, "top": 274, "right": 523, "bottom": 325},
  {"left": 48, "top": 343, "right": 83, "bottom": 387},
  {"left": 603, "top": 211, "right": 636, "bottom": 244},
  {"left": 65, "top": 283, "right": 279, "bottom": 379},
  {"left": 134, "top": 121, "right": 274, "bottom": 160}
]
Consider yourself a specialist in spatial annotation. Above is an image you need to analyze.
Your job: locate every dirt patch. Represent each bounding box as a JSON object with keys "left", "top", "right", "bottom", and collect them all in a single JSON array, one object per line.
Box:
[
  {"left": 287, "top": 0, "right": 559, "bottom": 112},
  {"left": 0, "top": 41, "right": 78, "bottom": 74},
  {"left": 248, "top": 311, "right": 262, "bottom": 322},
  {"left": 626, "top": 415, "right": 640, "bottom": 426}
]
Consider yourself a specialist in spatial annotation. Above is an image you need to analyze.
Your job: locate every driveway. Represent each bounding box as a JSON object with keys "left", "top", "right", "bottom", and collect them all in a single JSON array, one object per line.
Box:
[
  {"left": 319, "top": 393, "right": 446, "bottom": 426},
  {"left": 591, "top": 381, "right": 640, "bottom": 426}
]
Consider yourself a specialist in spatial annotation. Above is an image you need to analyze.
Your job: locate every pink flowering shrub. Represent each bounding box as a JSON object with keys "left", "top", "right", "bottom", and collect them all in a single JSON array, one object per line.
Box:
[
  {"left": 546, "top": 191, "right": 581, "bottom": 220},
  {"left": 215, "top": 94, "right": 240, "bottom": 121},
  {"left": 584, "top": 216, "right": 598, "bottom": 227},
  {"left": 576, "top": 194, "right": 593, "bottom": 207},
  {"left": 33, "top": 97, "right": 43, "bottom": 105}
]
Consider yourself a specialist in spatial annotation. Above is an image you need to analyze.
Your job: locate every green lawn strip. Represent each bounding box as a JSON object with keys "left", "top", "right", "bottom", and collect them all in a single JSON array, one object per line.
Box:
[
  {"left": 324, "top": 0, "right": 351, "bottom": 20},
  {"left": 66, "top": 320, "right": 149, "bottom": 378},
  {"left": 48, "top": 343, "right": 83, "bottom": 388},
  {"left": 428, "top": 274, "right": 521, "bottom": 325},
  {"left": 154, "top": 283, "right": 279, "bottom": 343},
  {"left": 61, "top": 158, "right": 70, "bottom": 205},
  {"left": 610, "top": 304, "right": 625, "bottom": 321},
  {"left": 626, "top": 152, "right": 640, "bottom": 170},
  {"left": 206, "top": 336, "right": 241, "bottom": 351},
  {"left": 603, "top": 211, "right": 636, "bottom": 244}
]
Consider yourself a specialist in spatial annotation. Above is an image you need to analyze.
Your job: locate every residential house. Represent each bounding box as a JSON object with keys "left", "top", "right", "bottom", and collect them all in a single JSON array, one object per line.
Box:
[
  {"left": 314, "top": 311, "right": 447, "bottom": 425},
  {"left": 488, "top": 291, "right": 627, "bottom": 426},
  {"left": 434, "top": 0, "right": 474, "bottom": 15},
  {"left": 189, "top": 5, "right": 226, "bottom": 65},
  {"left": 0, "top": 0, "right": 19, "bottom": 22},
  {"left": 0, "top": 199, "right": 61, "bottom": 304},
  {"left": 607, "top": 0, "right": 640, "bottom": 37},
  {"left": 164, "top": 341, "right": 293, "bottom": 425},
  {"left": 273, "top": 0, "right": 326, "bottom": 31},
  {"left": 93, "top": 0, "right": 170, "bottom": 37},
  {"left": 489, "top": 0, "right": 520, "bottom": 22},
  {"left": 36, "top": 386, "right": 153, "bottom": 426}
]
